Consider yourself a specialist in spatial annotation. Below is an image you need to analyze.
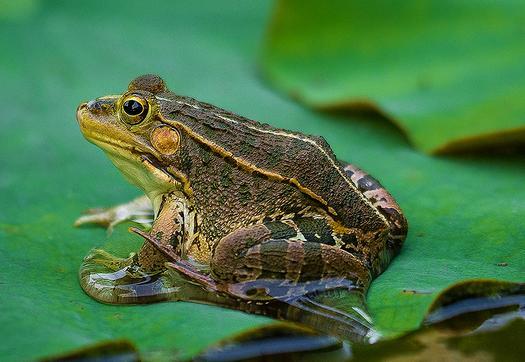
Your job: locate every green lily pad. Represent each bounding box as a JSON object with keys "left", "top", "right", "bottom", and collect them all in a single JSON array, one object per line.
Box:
[
  {"left": 1, "top": 0, "right": 524, "bottom": 360},
  {"left": 261, "top": 0, "right": 525, "bottom": 153}
]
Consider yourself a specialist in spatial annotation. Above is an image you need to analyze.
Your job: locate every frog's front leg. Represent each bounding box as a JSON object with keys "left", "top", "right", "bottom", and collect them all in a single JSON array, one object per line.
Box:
[
  {"left": 79, "top": 194, "right": 186, "bottom": 303},
  {"left": 74, "top": 195, "right": 154, "bottom": 232}
]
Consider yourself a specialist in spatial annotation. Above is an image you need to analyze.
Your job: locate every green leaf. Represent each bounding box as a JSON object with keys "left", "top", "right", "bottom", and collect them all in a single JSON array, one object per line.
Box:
[
  {"left": 1, "top": 0, "right": 524, "bottom": 360},
  {"left": 261, "top": 0, "right": 525, "bottom": 153}
]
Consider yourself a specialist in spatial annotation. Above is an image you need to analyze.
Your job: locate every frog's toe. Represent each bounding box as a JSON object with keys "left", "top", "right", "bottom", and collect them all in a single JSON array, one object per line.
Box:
[
  {"left": 83, "top": 248, "right": 136, "bottom": 271},
  {"left": 74, "top": 195, "right": 154, "bottom": 232},
  {"left": 74, "top": 208, "right": 114, "bottom": 228}
]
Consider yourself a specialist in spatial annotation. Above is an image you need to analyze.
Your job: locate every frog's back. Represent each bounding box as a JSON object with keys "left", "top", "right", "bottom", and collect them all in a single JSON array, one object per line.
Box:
[{"left": 159, "top": 92, "right": 402, "bottom": 238}]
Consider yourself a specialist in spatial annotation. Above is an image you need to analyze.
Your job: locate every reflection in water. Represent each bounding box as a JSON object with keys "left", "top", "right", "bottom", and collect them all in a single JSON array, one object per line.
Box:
[
  {"left": 41, "top": 340, "right": 140, "bottom": 362},
  {"left": 194, "top": 325, "right": 350, "bottom": 362}
]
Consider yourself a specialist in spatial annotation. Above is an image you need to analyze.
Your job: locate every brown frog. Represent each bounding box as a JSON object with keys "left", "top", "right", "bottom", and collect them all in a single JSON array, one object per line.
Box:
[{"left": 75, "top": 75, "right": 407, "bottom": 334}]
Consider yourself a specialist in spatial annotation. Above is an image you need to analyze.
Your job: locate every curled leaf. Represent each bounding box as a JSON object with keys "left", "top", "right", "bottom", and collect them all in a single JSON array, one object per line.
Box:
[{"left": 262, "top": 0, "right": 525, "bottom": 154}]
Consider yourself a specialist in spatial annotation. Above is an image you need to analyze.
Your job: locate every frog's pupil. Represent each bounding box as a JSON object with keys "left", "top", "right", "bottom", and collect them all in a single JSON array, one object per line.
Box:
[{"left": 123, "top": 100, "right": 143, "bottom": 116}]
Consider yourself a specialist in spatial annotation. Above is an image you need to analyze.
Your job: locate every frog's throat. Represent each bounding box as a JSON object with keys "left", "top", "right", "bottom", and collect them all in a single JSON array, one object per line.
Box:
[{"left": 90, "top": 137, "right": 182, "bottom": 215}]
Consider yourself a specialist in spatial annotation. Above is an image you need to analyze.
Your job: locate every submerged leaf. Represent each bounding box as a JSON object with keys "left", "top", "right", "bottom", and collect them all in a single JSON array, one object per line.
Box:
[
  {"left": 262, "top": 0, "right": 525, "bottom": 153},
  {"left": 351, "top": 317, "right": 525, "bottom": 361},
  {"left": 352, "top": 280, "right": 525, "bottom": 360},
  {"left": 424, "top": 279, "right": 525, "bottom": 331}
]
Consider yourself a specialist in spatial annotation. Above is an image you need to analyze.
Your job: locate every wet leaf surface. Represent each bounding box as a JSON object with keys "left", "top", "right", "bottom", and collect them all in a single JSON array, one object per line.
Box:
[
  {"left": 1, "top": 0, "right": 524, "bottom": 360},
  {"left": 261, "top": 0, "right": 525, "bottom": 153},
  {"left": 353, "top": 280, "right": 525, "bottom": 361},
  {"left": 351, "top": 317, "right": 525, "bottom": 362}
]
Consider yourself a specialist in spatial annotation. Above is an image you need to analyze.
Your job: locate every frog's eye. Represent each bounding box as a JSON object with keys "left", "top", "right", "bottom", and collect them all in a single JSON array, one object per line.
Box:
[{"left": 120, "top": 95, "right": 149, "bottom": 124}]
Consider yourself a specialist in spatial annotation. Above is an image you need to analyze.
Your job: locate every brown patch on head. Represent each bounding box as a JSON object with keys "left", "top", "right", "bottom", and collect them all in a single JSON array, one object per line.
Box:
[
  {"left": 128, "top": 74, "right": 167, "bottom": 94},
  {"left": 151, "top": 126, "right": 180, "bottom": 155}
]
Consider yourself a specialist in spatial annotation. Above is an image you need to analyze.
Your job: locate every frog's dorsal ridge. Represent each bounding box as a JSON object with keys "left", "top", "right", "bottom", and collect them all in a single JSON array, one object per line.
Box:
[{"left": 154, "top": 88, "right": 389, "bottom": 235}]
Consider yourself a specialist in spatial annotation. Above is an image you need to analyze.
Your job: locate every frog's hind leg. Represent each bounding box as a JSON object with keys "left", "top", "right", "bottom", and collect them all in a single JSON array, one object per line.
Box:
[
  {"left": 210, "top": 222, "right": 371, "bottom": 293},
  {"left": 74, "top": 195, "right": 153, "bottom": 233},
  {"left": 130, "top": 226, "right": 224, "bottom": 293},
  {"left": 209, "top": 221, "right": 375, "bottom": 341},
  {"left": 134, "top": 222, "right": 376, "bottom": 341},
  {"left": 132, "top": 220, "right": 372, "bottom": 297}
]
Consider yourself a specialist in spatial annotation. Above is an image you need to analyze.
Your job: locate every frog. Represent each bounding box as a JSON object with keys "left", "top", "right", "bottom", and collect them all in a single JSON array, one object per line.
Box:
[{"left": 75, "top": 74, "right": 407, "bottom": 329}]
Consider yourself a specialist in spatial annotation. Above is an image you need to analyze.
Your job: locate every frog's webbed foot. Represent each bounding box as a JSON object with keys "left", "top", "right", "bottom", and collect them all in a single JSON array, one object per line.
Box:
[
  {"left": 79, "top": 244, "right": 181, "bottom": 304},
  {"left": 74, "top": 195, "right": 153, "bottom": 233},
  {"left": 84, "top": 248, "right": 137, "bottom": 272}
]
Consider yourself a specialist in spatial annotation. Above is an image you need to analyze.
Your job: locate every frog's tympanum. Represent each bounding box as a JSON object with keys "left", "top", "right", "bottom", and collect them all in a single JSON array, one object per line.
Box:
[{"left": 76, "top": 75, "right": 407, "bottom": 341}]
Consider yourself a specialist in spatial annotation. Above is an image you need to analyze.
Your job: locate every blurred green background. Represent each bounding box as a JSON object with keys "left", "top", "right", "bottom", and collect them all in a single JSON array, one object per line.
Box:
[
  {"left": 262, "top": 0, "right": 525, "bottom": 154},
  {"left": 1, "top": 1, "right": 523, "bottom": 360}
]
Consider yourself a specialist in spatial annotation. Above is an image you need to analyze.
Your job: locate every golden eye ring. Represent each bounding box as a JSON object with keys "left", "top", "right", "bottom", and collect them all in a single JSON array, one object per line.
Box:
[{"left": 120, "top": 95, "right": 149, "bottom": 124}]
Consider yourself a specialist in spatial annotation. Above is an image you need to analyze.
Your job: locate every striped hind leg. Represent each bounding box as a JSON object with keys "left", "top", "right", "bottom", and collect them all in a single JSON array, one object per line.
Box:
[
  {"left": 133, "top": 219, "right": 370, "bottom": 299},
  {"left": 210, "top": 221, "right": 371, "bottom": 291}
]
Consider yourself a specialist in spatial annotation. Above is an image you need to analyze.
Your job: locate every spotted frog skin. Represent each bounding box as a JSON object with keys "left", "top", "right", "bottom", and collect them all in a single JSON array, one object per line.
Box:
[{"left": 76, "top": 75, "right": 407, "bottom": 306}]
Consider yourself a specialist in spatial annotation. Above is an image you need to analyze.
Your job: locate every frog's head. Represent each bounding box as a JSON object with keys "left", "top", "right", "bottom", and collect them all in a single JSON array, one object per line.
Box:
[{"left": 76, "top": 74, "right": 184, "bottom": 203}]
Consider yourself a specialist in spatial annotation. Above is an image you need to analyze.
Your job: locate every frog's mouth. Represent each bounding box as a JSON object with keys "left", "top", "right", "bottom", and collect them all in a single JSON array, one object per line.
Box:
[{"left": 76, "top": 102, "right": 180, "bottom": 194}]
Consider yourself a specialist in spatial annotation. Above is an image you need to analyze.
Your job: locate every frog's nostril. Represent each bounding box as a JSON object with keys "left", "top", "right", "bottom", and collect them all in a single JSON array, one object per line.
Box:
[{"left": 77, "top": 103, "right": 87, "bottom": 112}]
